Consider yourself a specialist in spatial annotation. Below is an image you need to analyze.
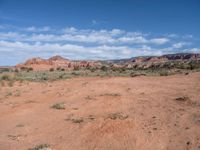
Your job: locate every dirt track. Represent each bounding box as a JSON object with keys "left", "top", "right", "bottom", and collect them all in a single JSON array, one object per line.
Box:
[{"left": 0, "top": 73, "right": 200, "bottom": 150}]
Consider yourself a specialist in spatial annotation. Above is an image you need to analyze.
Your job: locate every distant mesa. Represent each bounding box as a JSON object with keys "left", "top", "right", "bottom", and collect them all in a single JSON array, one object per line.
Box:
[
  {"left": 16, "top": 55, "right": 100, "bottom": 71},
  {"left": 15, "top": 53, "right": 200, "bottom": 71},
  {"left": 128, "top": 53, "right": 200, "bottom": 63}
]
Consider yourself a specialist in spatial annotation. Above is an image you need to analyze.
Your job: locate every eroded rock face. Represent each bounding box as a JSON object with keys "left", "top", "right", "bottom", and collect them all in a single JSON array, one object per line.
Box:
[
  {"left": 15, "top": 53, "right": 200, "bottom": 71},
  {"left": 16, "top": 56, "right": 101, "bottom": 71},
  {"left": 131, "top": 53, "right": 200, "bottom": 63}
]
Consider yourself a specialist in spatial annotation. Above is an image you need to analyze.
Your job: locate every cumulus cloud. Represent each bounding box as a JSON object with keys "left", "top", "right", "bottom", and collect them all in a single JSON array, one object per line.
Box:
[{"left": 0, "top": 25, "right": 199, "bottom": 65}]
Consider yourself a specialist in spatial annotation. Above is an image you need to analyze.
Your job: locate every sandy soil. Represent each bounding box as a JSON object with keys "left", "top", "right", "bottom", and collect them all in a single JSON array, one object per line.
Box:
[{"left": 0, "top": 73, "right": 200, "bottom": 150}]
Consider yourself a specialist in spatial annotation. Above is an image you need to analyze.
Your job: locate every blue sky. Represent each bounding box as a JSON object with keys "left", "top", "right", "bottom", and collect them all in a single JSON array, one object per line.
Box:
[{"left": 0, "top": 0, "right": 200, "bottom": 65}]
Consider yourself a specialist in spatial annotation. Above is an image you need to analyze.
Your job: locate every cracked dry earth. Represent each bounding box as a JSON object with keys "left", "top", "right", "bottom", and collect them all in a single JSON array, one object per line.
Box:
[{"left": 0, "top": 72, "right": 200, "bottom": 150}]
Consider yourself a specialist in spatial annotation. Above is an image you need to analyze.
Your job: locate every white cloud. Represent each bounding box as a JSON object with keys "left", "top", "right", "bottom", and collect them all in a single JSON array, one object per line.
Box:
[
  {"left": 0, "top": 27, "right": 171, "bottom": 45},
  {"left": 149, "top": 38, "right": 169, "bottom": 45},
  {"left": 62, "top": 27, "right": 77, "bottom": 33},
  {"left": 183, "top": 48, "right": 200, "bottom": 53},
  {"left": 25, "top": 26, "right": 51, "bottom": 32},
  {"left": 0, "top": 25, "right": 199, "bottom": 65},
  {"left": 172, "top": 42, "right": 188, "bottom": 49}
]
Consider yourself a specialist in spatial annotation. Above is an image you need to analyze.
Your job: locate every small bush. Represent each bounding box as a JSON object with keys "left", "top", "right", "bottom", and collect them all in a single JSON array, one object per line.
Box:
[
  {"left": 1, "top": 74, "right": 10, "bottom": 80},
  {"left": 71, "top": 72, "right": 80, "bottom": 76},
  {"left": 100, "top": 93, "right": 121, "bottom": 97},
  {"left": 49, "top": 68, "right": 54, "bottom": 72},
  {"left": 28, "top": 67, "right": 33, "bottom": 71},
  {"left": 56, "top": 67, "right": 61, "bottom": 71},
  {"left": 159, "top": 71, "right": 169, "bottom": 76},
  {"left": 100, "top": 66, "right": 108, "bottom": 71},
  {"left": 6, "top": 91, "right": 12, "bottom": 97},
  {"left": 51, "top": 102, "right": 65, "bottom": 110},
  {"left": 59, "top": 75, "right": 63, "bottom": 79},
  {"left": 28, "top": 144, "right": 51, "bottom": 150},
  {"left": 71, "top": 118, "right": 84, "bottom": 123},
  {"left": 107, "top": 113, "right": 128, "bottom": 120},
  {"left": 14, "top": 90, "right": 21, "bottom": 96},
  {"left": 73, "top": 66, "right": 80, "bottom": 71},
  {"left": 130, "top": 72, "right": 140, "bottom": 77},
  {"left": 175, "top": 96, "right": 189, "bottom": 102}
]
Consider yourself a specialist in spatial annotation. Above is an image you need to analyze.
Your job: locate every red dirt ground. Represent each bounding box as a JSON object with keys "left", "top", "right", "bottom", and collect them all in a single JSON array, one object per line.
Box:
[{"left": 0, "top": 73, "right": 200, "bottom": 150}]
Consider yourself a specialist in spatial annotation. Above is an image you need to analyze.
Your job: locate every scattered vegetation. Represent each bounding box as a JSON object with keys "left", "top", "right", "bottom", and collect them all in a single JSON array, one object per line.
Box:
[
  {"left": 20, "top": 67, "right": 33, "bottom": 72},
  {"left": 0, "top": 59, "right": 199, "bottom": 82},
  {"left": 51, "top": 102, "right": 65, "bottom": 110},
  {"left": 65, "top": 114, "right": 84, "bottom": 124}
]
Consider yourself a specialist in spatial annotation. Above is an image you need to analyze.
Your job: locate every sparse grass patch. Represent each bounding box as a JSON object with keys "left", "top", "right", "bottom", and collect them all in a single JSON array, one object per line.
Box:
[
  {"left": 14, "top": 90, "right": 21, "bottom": 97},
  {"left": 71, "top": 118, "right": 84, "bottom": 123},
  {"left": 65, "top": 114, "right": 84, "bottom": 124},
  {"left": 51, "top": 102, "right": 65, "bottom": 110},
  {"left": 5, "top": 91, "right": 12, "bottom": 97},
  {"left": 85, "top": 95, "right": 94, "bottom": 100},
  {"left": 25, "top": 100, "right": 36, "bottom": 104},
  {"left": 107, "top": 113, "right": 128, "bottom": 120},
  {"left": 100, "top": 93, "right": 121, "bottom": 97},
  {"left": 49, "top": 68, "right": 54, "bottom": 72},
  {"left": 130, "top": 72, "right": 141, "bottom": 77},
  {"left": 28, "top": 144, "right": 51, "bottom": 150},
  {"left": 8, "top": 80, "right": 14, "bottom": 87}
]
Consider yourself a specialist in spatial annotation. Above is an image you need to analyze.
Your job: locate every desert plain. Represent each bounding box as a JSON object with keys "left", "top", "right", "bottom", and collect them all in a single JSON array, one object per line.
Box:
[{"left": 0, "top": 72, "right": 200, "bottom": 150}]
